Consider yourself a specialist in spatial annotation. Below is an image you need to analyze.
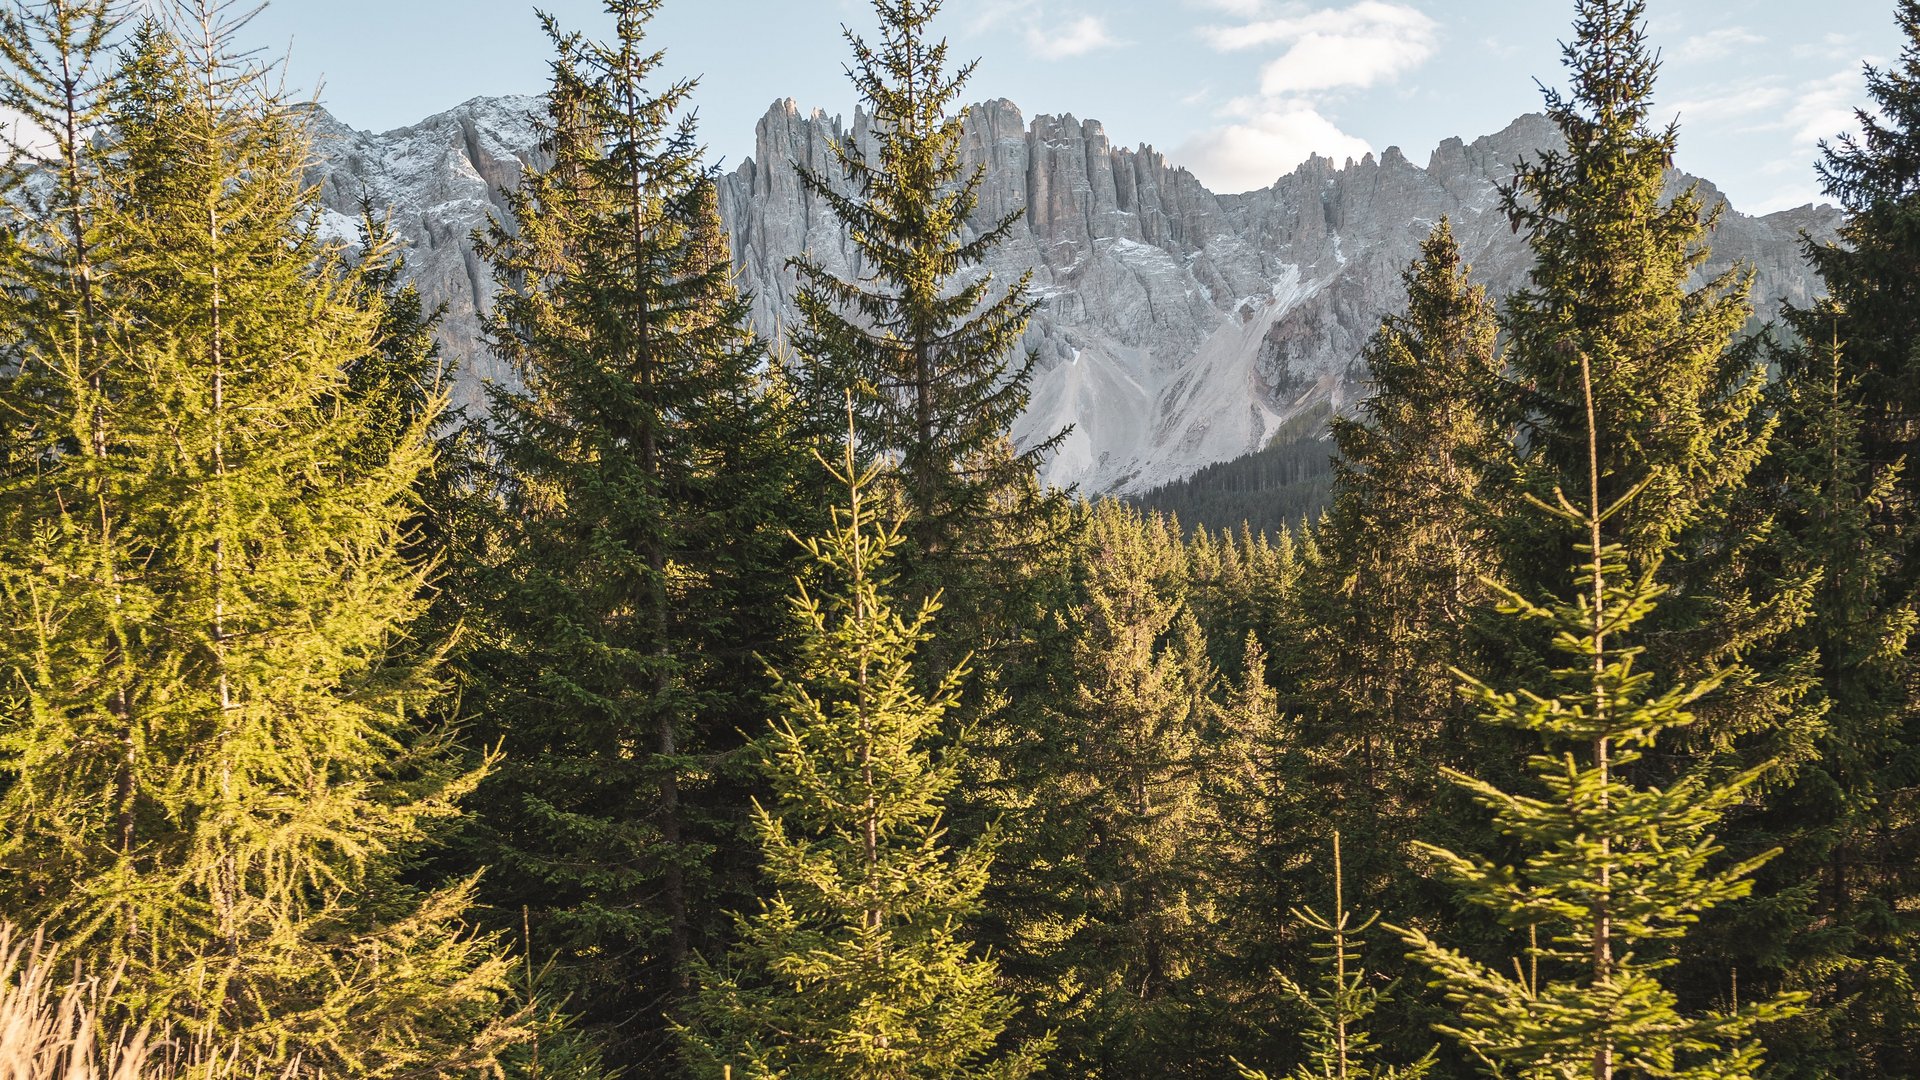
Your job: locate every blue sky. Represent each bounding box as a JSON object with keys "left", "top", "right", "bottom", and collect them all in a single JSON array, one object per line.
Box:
[{"left": 238, "top": 0, "right": 1903, "bottom": 214}]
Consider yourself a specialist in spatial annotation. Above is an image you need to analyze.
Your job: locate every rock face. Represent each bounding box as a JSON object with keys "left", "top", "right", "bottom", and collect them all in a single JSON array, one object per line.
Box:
[{"left": 305, "top": 96, "right": 1840, "bottom": 495}]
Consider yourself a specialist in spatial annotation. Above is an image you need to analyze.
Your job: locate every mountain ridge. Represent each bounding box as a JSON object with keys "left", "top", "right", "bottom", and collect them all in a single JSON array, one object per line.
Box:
[{"left": 304, "top": 94, "right": 1840, "bottom": 494}]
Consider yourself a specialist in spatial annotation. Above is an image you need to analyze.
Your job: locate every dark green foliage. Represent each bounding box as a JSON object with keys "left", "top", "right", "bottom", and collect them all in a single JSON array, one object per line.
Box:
[
  {"left": 1240, "top": 833, "right": 1435, "bottom": 1080},
  {"left": 1290, "top": 220, "right": 1510, "bottom": 914},
  {"left": 986, "top": 502, "right": 1240, "bottom": 1078},
  {"left": 683, "top": 443, "right": 1047, "bottom": 1080},
  {"left": 457, "top": 2, "right": 811, "bottom": 1070},
  {"left": 1795, "top": 0, "right": 1920, "bottom": 487},
  {"left": 1738, "top": 328, "right": 1920, "bottom": 1077},
  {"left": 1132, "top": 424, "right": 1334, "bottom": 538},
  {"left": 1491, "top": 0, "right": 1818, "bottom": 783},
  {"left": 1482, "top": 4, "right": 1824, "bottom": 1049},
  {"left": 1398, "top": 517, "right": 1805, "bottom": 1077},
  {"left": 1, "top": 0, "right": 1918, "bottom": 1077},
  {"left": 787, "top": 0, "right": 1068, "bottom": 613},
  {"left": 1776, "top": 16, "right": 1920, "bottom": 1073}
]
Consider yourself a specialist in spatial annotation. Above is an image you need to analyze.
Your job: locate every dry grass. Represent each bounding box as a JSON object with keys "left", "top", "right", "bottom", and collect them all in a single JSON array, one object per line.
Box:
[{"left": 0, "top": 925, "right": 301, "bottom": 1080}]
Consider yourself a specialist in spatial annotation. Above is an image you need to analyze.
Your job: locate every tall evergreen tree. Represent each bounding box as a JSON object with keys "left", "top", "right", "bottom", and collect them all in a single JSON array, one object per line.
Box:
[
  {"left": 1493, "top": 0, "right": 1816, "bottom": 777},
  {"left": 1487, "top": 1, "right": 1822, "bottom": 1032},
  {"left": 987, "top": 503, "right": 1227, "bottom": 1079},
  {"left": 1766, "top": 7, "right": 1920, "bottom": 1069},
  {"left": 788, "top": 0, "right": 1067, "bottom": 616},
  {"left": 1794, "top": 0, "right": 1920, "bottom": 489},
  {"left": 1291, "top": 219, "right": 1510, "bottom": 911},
  {"left": 1742, "top": 325, "right": 1920, "bottom": 1076},
  {"left": 461, "top": 1, "right": 809, "bottom": 1068},
  {"left": 683, "top": 437, "right": 1046, "bottom": 1080},
  {"left": 1394, "top": 319, "right": 1803, "bottom": 1079},
  {"left": 0, "top": 5, "right": 523, "bottom": 1073}
]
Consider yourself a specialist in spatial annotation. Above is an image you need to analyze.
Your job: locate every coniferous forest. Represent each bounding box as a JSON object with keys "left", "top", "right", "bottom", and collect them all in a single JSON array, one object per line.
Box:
[{"left": 2, "top": 0, "right": 1919, "bottom": 1076}]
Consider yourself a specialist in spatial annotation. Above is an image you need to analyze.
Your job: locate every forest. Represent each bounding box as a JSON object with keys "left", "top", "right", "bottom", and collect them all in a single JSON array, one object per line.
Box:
[{"left": 1, "top": 0, "right": 1917, "bottom": 1076}]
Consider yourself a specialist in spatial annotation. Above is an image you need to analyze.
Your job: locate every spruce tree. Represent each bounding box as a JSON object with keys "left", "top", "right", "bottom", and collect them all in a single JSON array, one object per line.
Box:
[
  {"left": 1394, "top": 229, "right": 1803, "bottom": 1074},
  {"left": 1768, "top": 7, "right": 1920, "bottom": 1068},
  {"left": 0, "top": 5, "right": 523, "bottom": 1073},
  {"left": 682, "top": 436, "right": 1046, "bottom": 1080},
  {"left": 1794, "top": 0, "right": 1920, "bottom": 487},
  {"left": 988, "top": 502, "right": 1226, "bottom": 1078},
  {"left": 789, "top": 0, "right": 1068, "bottom": 614},
  {"left": 1291, "top": 219, "right": 1509, "bottom": 912},
  {"left": 461, "top": 1, "right": 809, "bottom": 1067},
  {"left": 1739, "top": 325, "right": 1920, "bottom": 1076},
  {"left": 1487, "top": 0, "right": 1822, "bottom": 1031},
  {"left": 1492, "top": 0, "right": 1816, "bottom": 775}
]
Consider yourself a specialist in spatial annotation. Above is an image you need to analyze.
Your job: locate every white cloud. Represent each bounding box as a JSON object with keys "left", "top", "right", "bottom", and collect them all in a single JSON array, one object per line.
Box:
[
  {"left": 1186, "top": 0, "right": 1271, "bottom": 16},
  {"left": 1174, "top": 1, "right": 1426, "bottom": 193},
  {"left": 1778, "top": 66, "right": 1872, "bottom": 148},
  {"left": 971, "top": 0, "right": 1124, "bottom": 61},
  {"left": 1175, "top": 99, "right": 1372, "bottom": 193},
  {"left": 1026, "top": 14, "right": 1121, "bottom": 60},
  {"left": 1673, "top": 62, "right": 1877, "bottom": 214},
  {"left": 1670, "top": 80, "right": 1791, "bottom": 125},
  {"left": 1672, "top": 27, "right": 1766, "bottom": 65},
  {"left": 1197, "top": 0, "right": 1439, "bottom": 94}
]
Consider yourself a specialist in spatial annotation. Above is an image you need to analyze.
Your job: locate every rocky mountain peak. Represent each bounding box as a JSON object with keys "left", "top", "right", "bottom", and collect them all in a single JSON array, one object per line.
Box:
[{"left": 304, "top": 95, "right": 1840, "bottom": 495}]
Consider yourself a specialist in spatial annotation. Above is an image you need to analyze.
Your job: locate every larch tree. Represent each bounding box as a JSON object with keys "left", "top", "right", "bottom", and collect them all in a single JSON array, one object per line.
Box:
[
  {"left": 460, "top": 0, "right": 809, "bottom": 1068},
  {"left": 0, "top": 4, "right": 523, "bottom": 1074},
  {"left": 682, "top": 435, "right": 1046, "bottom": 1080}
]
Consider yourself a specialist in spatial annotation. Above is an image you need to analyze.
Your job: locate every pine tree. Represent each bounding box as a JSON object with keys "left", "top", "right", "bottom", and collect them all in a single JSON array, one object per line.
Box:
[
  {"left": 1239, "top": 833, "right": 1434, "bottom": 1080},
  {"left": 987, "top": 502, "right": 1226, "bottom": 1078},
  {"left": 1291, "top": 219, "right": 1510, "bottom": 908},
  {"left": 788, "top": 0, "right": 1068, "bottom": 614},
  {"left": 1394, "top": 213, "right": 1803, "bottom": 1074},
  {"left": 1794, "top": 0, "right": 1920, "bottom": 488},
  {"left": 682, "top": 434, "right": 1046, "bottom": 1080},
  {"left": 460, "top": 1, "right": 810, "bottom": 1067},
  {"left": 0, "top": 5, "right": 523, "bottom": 1073}
]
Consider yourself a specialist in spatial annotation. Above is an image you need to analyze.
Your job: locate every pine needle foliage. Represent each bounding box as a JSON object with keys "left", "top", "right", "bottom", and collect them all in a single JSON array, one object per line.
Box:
[
  {"left": 1396, "top": 515, "right": 1804, "bottom": 1078},
  {"left": 1497, "top": 0, "right": 1769, "bottom": 573},
  {"left": 788, "top": 0, "right": 1068, "bottom": 605},
  {"left": 1292, "top": 219, "right": 1510, "bottom": 912},
  {"left": 684, "top": 433, "right": 1046, "bottom": 1080},
  {"left": 0, "top": 4, "right": 524, "bottom": 1074},
  {"left": 1793, "top": 0, "right": 1920, "bottom": 485},
  {"left": 463, "top": 1, "right": 808, "bottom": 1066},
  {"left": 1396, "top": 236, "right": 1804, "bottom": 1075}
]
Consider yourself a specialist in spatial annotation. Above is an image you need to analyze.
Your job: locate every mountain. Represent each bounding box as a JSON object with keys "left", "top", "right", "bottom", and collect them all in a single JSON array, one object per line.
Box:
[{"left": 304, "top": 95, "right": 1840, "bottom": 496}]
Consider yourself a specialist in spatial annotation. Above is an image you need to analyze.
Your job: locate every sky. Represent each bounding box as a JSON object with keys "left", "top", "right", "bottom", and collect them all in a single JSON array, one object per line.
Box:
[{"left": 231, "top": 0, "right": 1907, "bottom": 215}]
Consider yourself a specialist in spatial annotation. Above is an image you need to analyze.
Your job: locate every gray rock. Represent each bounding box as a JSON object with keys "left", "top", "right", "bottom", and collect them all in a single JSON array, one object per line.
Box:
[{"left": 304, "top": 97, "right": 1839, "bottom": 495}]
